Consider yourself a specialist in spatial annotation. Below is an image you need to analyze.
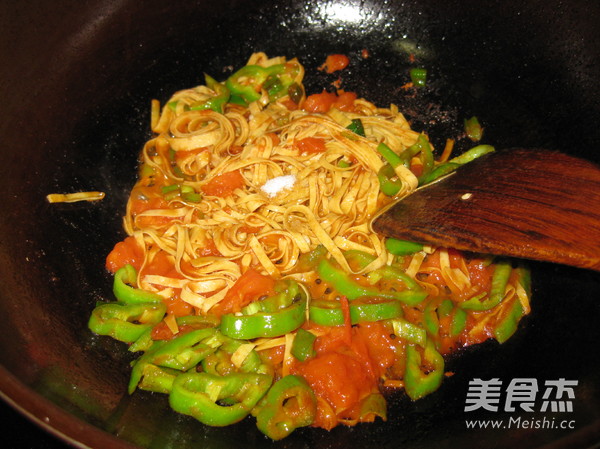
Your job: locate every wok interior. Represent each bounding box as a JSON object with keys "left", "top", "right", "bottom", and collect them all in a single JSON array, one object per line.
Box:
[{"left": 1, "top": 0, "right": 599, "bottom": 447}]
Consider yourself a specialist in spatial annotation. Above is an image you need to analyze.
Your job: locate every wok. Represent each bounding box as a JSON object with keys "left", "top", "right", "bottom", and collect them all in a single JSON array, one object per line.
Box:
[{"left": 1, "top": 0, "right": 599, "bottom": 448}]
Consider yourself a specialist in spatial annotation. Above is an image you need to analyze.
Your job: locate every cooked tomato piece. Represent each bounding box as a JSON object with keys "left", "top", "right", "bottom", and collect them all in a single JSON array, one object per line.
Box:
[
  {"left": 105, "top": 236, "right": 143, "bottom": 273},
  {"left": 211, "top": 269, "right": 276, "bottom": 317},
  {"left": 322, "top": 54, "right": 350, "bottom": 73},
  {"left": 201, "top": 170, "right": 245, "bottom": 197},
  {"left": 294, "top": 137, "right": 327, "bottom": 154}
]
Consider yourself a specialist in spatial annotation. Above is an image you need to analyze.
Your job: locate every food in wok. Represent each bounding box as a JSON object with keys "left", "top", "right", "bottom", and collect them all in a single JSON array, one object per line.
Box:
[{"left": 88, "top": 53, "right": 530, "bottom": 440}]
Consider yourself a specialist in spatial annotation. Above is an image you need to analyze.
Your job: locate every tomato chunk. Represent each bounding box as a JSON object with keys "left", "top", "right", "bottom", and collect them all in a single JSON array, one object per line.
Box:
[
  {"left": 322, "top": 54, "right": 350, "bottom": 73},
  {"left": 211, "top": 269, "right": 276, "bottom": 317},
  {"left": 294, "top": 137, "right": 327, "bottom": 155},
  {"left": 201, "top": 170, "right": 245, "bottom": 197},
  {"left": 105, "top": 236, "right": 143, "bottom": 273},
  {"left": 303, "top": 90, "right": 357, "bottom": 113}
]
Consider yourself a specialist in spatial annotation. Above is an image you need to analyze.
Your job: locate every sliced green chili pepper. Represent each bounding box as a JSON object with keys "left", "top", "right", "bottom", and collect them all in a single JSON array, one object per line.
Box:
[
  {"left": 448, "top": 144, "right": 494, "bottom": 165},
  {"left": 291, "top": 328, "right": 317, "bottom": 362},
  {"left": 131, "top": 313, "right": 220, "bottom": 354},
  {"left": 423, "top": 299, "right": 440, "bottom": 336},
  {"left": 241, "top": 280, "right": 301, "bottom": 315},
  {"left": 494, "top": 297, "right": 524, "bottom": 343},
  {"left": 128, "top": 328, "right": 222, "bottom": 393},
  {"left": 136, "top": 364, "right": 179, "bottom": 394},
  {"left": 347, "top": 119, "right": 366, "bottom": 137},
  {"left": 418, "top": 162, "right": 461, "bottom": 185},
  {"left": 201, "top": 335, "right": 270, "bottom": 376},
  {"left": 376, "top": 142, "right": 405, "bottom": 197},
  {"left": 226, "top": 64, "right": 285, "bottom": 104},
  {"left": 113, "top": 264, "right": 163, "bottom": 305},
  {"left": 343, "top": 249, "right": 376, "bottom": 271},
  {"left": 189, "top": 74, "right": 231, "bottom": 113},
  {"left": 88, "top": 302, "right": 166, "bottom": 343},
  {"left": 354, "top": 393, "right": 387, "bottom": 423},
  {"left": 317, "top": 258, "right": 426, "bottom": 305},
  {"left": 410, "top": 67, "right": 427, "bottom": 87},
  {"left": 460, "top": 260, "right": 512, "bottom": 311},
  {"left": 220, "top": 282, "right": 307, "bottom": 340},
  {"left": 255, "top": 375, "right": 316, "bottom": 440},
  {"left": 309, "top": 298, "right": 404, "bottom": 326},
  {"left": 296, "top": 244, "right": 327, "bottom": 271},
  {"left": 366, "top": 265, "right": 422, "bottom": 291},
  {"left": 404, "top": 339, "right": 444, "bottom": 400},
  {"left": 385, "top": 238, "right": 423, "bottom": 256},
  {"left": 419, "top": 144, "right": 495, "bottom": 185},
  {"left": 394, "top": 134, "right": 434, "bottom": 184},
  {"left": 390, "top": 318, "right": 427, "bottom": 346},
  {"left": 450, "top": 308, "right": 468, "bottom": 337},
  {"left": 169, "top": 372, "right": 272, "bottom": 427},
  {"left": 377, "top": 142, "right": 403, "bottom": 168},
  {"left": 377, "top": 163, "right": 402, "bottom": 196},
  {"left": 464, "top": 116, "right": 483, "bottom": 142},
  {"left": 148, "top": 328, "right": 221, "bottom": 370}
]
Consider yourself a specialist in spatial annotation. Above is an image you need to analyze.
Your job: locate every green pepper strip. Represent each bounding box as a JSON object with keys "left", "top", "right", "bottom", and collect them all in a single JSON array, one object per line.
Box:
[
  {"left": 202, "top": 335, "right": 271, "bottom": 377},
  {"left": 189, "top": 74, "right": 230, "bottom": 113},
  {"left": 390, "top": 318, "right": 426, "bottom": 346},
  {"left": 226, "top": 64, "right": 285, "bottom": 104},
  {"left": 241, "top": 279, "right": 301, "bottom": 315},
  {"left": 296, "top": 244, "right": 328, "bottom": 271},
  {"left": 291, "top": 328, "right": 317, "bottom": 361},
  {"left": 113, "top": 264, "right": 163, "bottom": 304},
  {"left": 417, "top": 137, "right": 435, "bottom": 184},
  {"left": 88, "top": 302, "right": 166, "bottom": 343},
  {"left": 423, "top": 299, "right": 440, "bottom": 336},
  {"left": 130, "top": 314, "right": 221, "bottom": 353},
  {"left": 377, "top": 142, "right": 402, "bottom": 168},
  {"left": 493, "top": 297, "right": 524, "bottom": 344},
  {"left": 420, "top": 144, "right": 495, "bottom": 185},
  {"left": 385, "top": 237, "right": 423, "bottom": 256},
  {"left": 377, "top": 163, "right": 402, "bottom": 196},
  {"left": 410, "top": 67, "right": 427, "bottom": 87},
  {"left": 448, "top": 144, "right": 495, "bottom": 165},
  {"left": 309, "top": 299, "right": 404, "bottom": 326},
  {"left": 366, "top": 265, "right": 422, "bottom": 291},
  {"left": 317, "top": 258, "right": 426, "bottom": 306},
  {"left": 356, "top": 393, "right": 387, "bottom": 423},
  {"left": 437, "top": 300, "right": 468, "bottom": 337},
  {"left": 136, "top": 364, "right": 179, "bottom": 394},
  {"left": 397, "top": 134, "right": 426, "bottom": 166},
  {"left": 346, "top": 119, "right": 366, "bottom": 137},
  {"left": 464, "top": 116, "right": 483, "bottom": 142},
  {"left": 169, "top": 372, "right": 272, "bottom": 427},
  {"left": 460, "top": 260, "right": 512, "bottom": 311},
  {"left": 376, "top": 142, "right": 405, "bottom": 196},
  {"left": 343, "top": 249, "right": 376, "bottom": 270},
  {"left": 255, "top": 375, "right": 316, "bottom": 440},
  {"left": 128, "top": 328, "right": 222, "bottom": 393},
  {"left": 220, "top": 298, "right": 306, "bottom": 340},
  {"left": 404, "top": 339, "right": 444, "bottom": 400},
  {"left": 451, "top": 308, "right": 468, "bottom": 337},
  {"left": 418, "top": 162, "right": 461, "bottom": 185}
]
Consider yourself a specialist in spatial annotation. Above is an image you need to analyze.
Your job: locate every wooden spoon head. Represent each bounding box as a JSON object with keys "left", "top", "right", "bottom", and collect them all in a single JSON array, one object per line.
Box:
[{"left": 372, "top": 148, "right": 600, "bottom": 271}]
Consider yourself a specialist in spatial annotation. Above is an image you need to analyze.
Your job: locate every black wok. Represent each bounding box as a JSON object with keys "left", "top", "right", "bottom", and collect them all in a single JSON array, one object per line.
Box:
[{"left": 1, "top": 0, "right": 599, "bottom": 448}]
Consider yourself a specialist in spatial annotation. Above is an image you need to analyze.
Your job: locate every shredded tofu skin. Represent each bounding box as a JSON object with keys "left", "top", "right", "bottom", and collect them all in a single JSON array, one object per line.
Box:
[
  {"left": 124, "top": 53, "right": 422, "bottom": 305},
  {"left": 47, "top": 191, "right": 105, "bottom": 203}
]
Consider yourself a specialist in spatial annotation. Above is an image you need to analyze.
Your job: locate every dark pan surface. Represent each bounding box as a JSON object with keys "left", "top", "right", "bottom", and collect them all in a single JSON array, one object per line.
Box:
[{"left": 1, "top": 0, "right": 599, "bottom": 448}]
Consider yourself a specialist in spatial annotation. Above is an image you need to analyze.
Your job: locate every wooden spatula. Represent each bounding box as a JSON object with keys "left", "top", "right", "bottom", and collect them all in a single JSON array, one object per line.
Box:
[{"left": 371, "top": 148, "right": 600, "bottom": 271}]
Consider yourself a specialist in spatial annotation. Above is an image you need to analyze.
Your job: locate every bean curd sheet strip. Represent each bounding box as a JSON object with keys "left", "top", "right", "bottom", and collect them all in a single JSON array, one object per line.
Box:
[{"left": 92, "top": 53, "right": 531, "bottom": 439}]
